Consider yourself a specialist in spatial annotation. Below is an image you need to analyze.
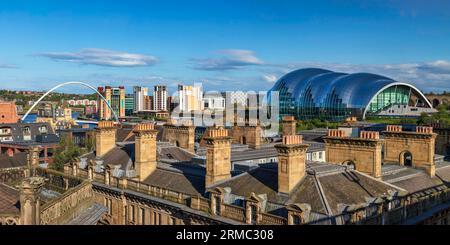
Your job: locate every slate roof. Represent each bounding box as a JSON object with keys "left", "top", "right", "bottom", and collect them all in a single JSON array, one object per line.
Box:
[
  {"left": 210, "top": 162, "right": 401, "bottom": 216},
  {"left": 197, "top": 141, "right": 325, "bottom": 162},
  {"left": 382, "top": 162, "right": 450, "bottom": 193},
  {"left": 0, "top": 152, "right": 28, "bottom": 169},
  {"left": 0, "top": 122, "right": 57, "bottom": 145},
  {"left": 84, "top": 143, "right": 134, "bottom": 171},
  {"left": 0, "top": 184, "right": 20, "bottom": 214},
  {"left": 143, "top": 166, "right": 205, "bottom": 196},
  {"left": 319, "top": 171, "right": 398, "bottom": 214},
  {"left": 115, "top": 125, "right": 164, "bottom": 143},
  {"left": 158, "top": 146, "right": 196, "bottom": 162}
]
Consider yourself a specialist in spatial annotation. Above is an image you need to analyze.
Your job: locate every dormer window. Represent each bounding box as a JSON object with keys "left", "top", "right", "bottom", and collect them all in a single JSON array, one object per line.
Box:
[
  {"left": 23, "top": 126, "right": 31, "bottom": 141},
  {"left": 38, "top": 126, "right": 48, "bottom": 134}
]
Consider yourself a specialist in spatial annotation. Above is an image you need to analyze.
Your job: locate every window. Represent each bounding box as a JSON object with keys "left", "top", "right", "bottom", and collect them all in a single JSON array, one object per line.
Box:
[
  {"left": 130, "top": 205, "right": 136, "bottom": 223},
  {"left": 38, "top": 126, "right": 48, "bottom": 134},
  {"left": 250, "top": 205, "right": 258, "bottom": 225},
  {"left": 108, "top": 199, "right": 112, "bottom": 215},
  {"left": 153, "top": 211, "right": 158, "bottom": 225},
  {"left": 319, "top": 152, "right": 323, "bottom": 159},
  {"left": 23, "top": 127, "right": 31, "bottom": 141},
  {"left": 215, "top": 196, "right": 221, "bottom": 215},
  {"left": 23, "top": 126, "right": 31, "bottom": 135},
  {"left": 169, "top": 217, "right": 177, "bottom": 225},
  {"left": 104, "top": 198, "right": 113, "bottom": 215},
  {"left": 140, "top": 208, "right": 146, "bottom": 225}
]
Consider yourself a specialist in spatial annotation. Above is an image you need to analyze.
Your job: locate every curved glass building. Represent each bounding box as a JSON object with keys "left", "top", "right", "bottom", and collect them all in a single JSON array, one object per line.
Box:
[{"left": 267, "top": 68, "right": 433, "bottom": 121}]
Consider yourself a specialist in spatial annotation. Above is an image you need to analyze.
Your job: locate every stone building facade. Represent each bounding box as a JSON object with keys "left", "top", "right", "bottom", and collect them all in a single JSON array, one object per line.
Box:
[
  {"left": 324, "top": 130, "right": 383, "bottom": 178},
  {"left": 161, "top": 121, "right": 195, "bottom": 153},
  {"left": 2, "top": 120, "right": 450, "bottom": 225}
]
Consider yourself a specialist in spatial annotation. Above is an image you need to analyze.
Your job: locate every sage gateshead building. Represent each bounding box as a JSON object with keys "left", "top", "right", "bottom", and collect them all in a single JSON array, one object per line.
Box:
[{"left": 267, "top": 68, "right": 435, "bottom": 121}]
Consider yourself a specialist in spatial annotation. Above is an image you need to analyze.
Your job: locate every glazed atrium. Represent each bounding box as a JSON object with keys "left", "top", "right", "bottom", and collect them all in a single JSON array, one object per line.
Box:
[{"left": 267, "top": 68, "right": 435, "bottom": 121}]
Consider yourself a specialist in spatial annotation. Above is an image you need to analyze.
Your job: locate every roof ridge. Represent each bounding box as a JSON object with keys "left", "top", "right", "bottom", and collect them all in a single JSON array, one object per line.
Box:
[
  {"left": 356, "top": 171, "right": 408, "bottom": 192},
  {"left": 312, "top": 173, "right": 334, "bottom": 217}
]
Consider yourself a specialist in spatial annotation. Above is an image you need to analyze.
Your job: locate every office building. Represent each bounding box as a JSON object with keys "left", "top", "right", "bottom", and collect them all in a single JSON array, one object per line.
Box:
[
  {"left": 153, "top": 85, "right": 168, "bottom": 111},
  {"left": 178, "top": 84, "right": 203, "bottom": 112},
  {"left": 133, "top": 86, "right": 148, "bottom": 113},
  {"left": 125, "top": 94, "right": 134, "bottom": 116},
  {"left": 97, "top": 86, "right": 126, "bottom": 119}
]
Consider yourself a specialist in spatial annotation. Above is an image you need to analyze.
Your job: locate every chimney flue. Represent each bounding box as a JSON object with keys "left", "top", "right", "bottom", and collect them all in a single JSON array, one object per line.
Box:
[
  {"left": 95, "top": 121, "right": 118, "bottom": 157},
  {"left": 275, "top": 135, "right": 309, "bottom": 194},
  {"left": 133, "top": 123, "right": 158, "bottom": 182},
  {"left": 205, "top": 128, "right": 232, "bottom": 187}
]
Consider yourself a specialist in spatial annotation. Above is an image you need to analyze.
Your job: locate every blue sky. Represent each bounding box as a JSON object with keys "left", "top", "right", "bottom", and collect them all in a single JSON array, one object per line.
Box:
[{"left": 1, "top": 0, "right": 450, "bottom": 94}]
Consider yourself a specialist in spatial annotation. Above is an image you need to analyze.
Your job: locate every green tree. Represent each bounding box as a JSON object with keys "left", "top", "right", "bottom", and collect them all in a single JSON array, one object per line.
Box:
[{"left": 52, "top": 136, "right": 82, "bottom": 171}]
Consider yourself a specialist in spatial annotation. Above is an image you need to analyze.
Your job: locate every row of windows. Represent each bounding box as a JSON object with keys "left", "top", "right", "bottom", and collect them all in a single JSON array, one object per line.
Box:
[{"left": 104, "top": 197, "right": 178, "bottom": 225}]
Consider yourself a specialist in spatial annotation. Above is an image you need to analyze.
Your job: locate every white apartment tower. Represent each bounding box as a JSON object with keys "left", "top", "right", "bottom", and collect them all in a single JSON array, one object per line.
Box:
[
  {"left": 178, "top": 83, "right": 204, "bottom": 112},
  {"left": 153, "top": 85, "right": 168, "bottom": 111},
  {"left": 133, "top": 86, "right": 148, "bottom": 112}
]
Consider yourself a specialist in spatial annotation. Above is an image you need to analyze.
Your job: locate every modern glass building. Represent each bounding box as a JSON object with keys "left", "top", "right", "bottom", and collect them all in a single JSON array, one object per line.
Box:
[
  {"left": 267, "top": 68, "right": 433, "bottom": 121},
  {"left": 125, "top": 94, "right": 135, "bottom": 116}
]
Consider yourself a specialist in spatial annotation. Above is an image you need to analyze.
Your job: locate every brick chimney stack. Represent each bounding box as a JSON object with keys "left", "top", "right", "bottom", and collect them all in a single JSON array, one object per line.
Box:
[
  {"left": 95, "top": 121, "right": 117, "bottom": 157},
  {"left": 205, "top": 128, "right": 232, "bottom": 187},
  {"left": 133, "top": 123, "right": 158, "bottom": 182},
  {"left": 275, "top": 135, "right": 309, "bottom": 194},
  {"left": 282, "top": 116, "right": 297, "bottom": 136}
]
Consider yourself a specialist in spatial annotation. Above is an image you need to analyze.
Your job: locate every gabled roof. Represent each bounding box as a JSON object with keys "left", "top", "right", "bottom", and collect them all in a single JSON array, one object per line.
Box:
[
  {"left": 209, "top": 162, "right": 402, "bottom": 216},
  {"left": 0, "top": 152, "right": 28, "bottom": 169},
  {"left": 0, "top": 184, "right": 20, "bottom": 214}
]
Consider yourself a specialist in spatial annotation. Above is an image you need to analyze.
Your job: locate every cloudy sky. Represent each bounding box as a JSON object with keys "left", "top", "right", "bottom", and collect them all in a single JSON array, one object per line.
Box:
[{"left": 1, "top": 0, "right": 450, "bottom": 94}]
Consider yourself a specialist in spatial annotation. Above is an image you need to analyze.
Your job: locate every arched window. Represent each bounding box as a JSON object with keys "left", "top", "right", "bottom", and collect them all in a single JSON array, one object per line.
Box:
[
  {"left": 400, "top": 151, "right": 413, "bottom": 167},
  {"left": 342, "top": 160, "right": 356, "bottom": 170}
]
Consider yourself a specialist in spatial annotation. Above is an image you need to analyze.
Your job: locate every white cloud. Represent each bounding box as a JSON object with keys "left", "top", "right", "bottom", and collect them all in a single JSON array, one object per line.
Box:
[
  {"left": 192, "top": 49, "right": 264, "bottom": 70},
  {"left": 0, "top": 63, "right": 17, "bottom": 69},
  {"left": 262, "top": 74, "right": 278, "bottom": 83},
  {"left": 37, "top": 48, "right": 159, "bottom": 67}
]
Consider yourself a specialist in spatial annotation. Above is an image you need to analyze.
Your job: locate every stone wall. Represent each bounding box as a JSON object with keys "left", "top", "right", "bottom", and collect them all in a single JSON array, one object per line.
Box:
[
  {"left": 324, "top": 131, "right": 383, "bottom": 178},
  {"left": 161, "top": 124, "right": 195, "bottom": 153}
]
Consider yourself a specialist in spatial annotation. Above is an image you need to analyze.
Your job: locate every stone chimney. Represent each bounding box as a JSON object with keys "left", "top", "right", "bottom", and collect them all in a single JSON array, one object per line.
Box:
[
  {"left": 327, "top": 129, "right": 348, "bottom": 137},
  {"left": 162, "top": 119, "right": 195, "bottom": 153},
  {"left": 325, "top": 129, "right": 383, "bottom": 178},
  {"left": 282, "top": 116, "right": 297, "bottom": 136},
  {"left": 416, "top": 126, "right": 434, "bottom": 134},
  {"left": 27, "top": 146, "right": 41, "bottom": 167},
  {"left": 19, "top": 177, "right": 46, "bottom": 225},
  {"left": 95, "top": 121, "right": 117, "bottom": 157},
  {"left": 205, "top": 128, "right": 232, "bottom": 187},
  {"left": 386, "top": 125, "right": 402, "bottom": 132},
  {"left": 275, "top": 135, "right": 309, "bottom": 194},
  {"left": 133, "top": 123, "right": 158, "bottom": 182}
]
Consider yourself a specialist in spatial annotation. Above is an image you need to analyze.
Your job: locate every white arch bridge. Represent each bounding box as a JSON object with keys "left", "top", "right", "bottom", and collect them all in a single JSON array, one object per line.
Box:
[{"left": 21, "top": 81, "right": 119, "bottom": 123}]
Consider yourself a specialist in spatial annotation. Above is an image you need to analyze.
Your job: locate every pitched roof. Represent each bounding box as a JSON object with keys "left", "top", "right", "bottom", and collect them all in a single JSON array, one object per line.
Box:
[
  {"left": 318, "top": 171, "right": 399, "bottom": 214},
  {"left": 158, "top": 146, "right": 196, "bottom": 162},
  {"left": 143, "top": 167, "right": 205, "bottom": 196},
  {"left": 210, "top": 162, "right": 401, "bottom": 216},
  {"left": 84, "top": 143, "right": 134, "bottom": 170},
  {"left": 0, "top": 184, "right": 20, "bottom": 214},
  {"left": 0, "top": 122, "right": 56, "bottom": 145},
  {"left": 0, "top": 152, "right": 28, "bottom": 169}
]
